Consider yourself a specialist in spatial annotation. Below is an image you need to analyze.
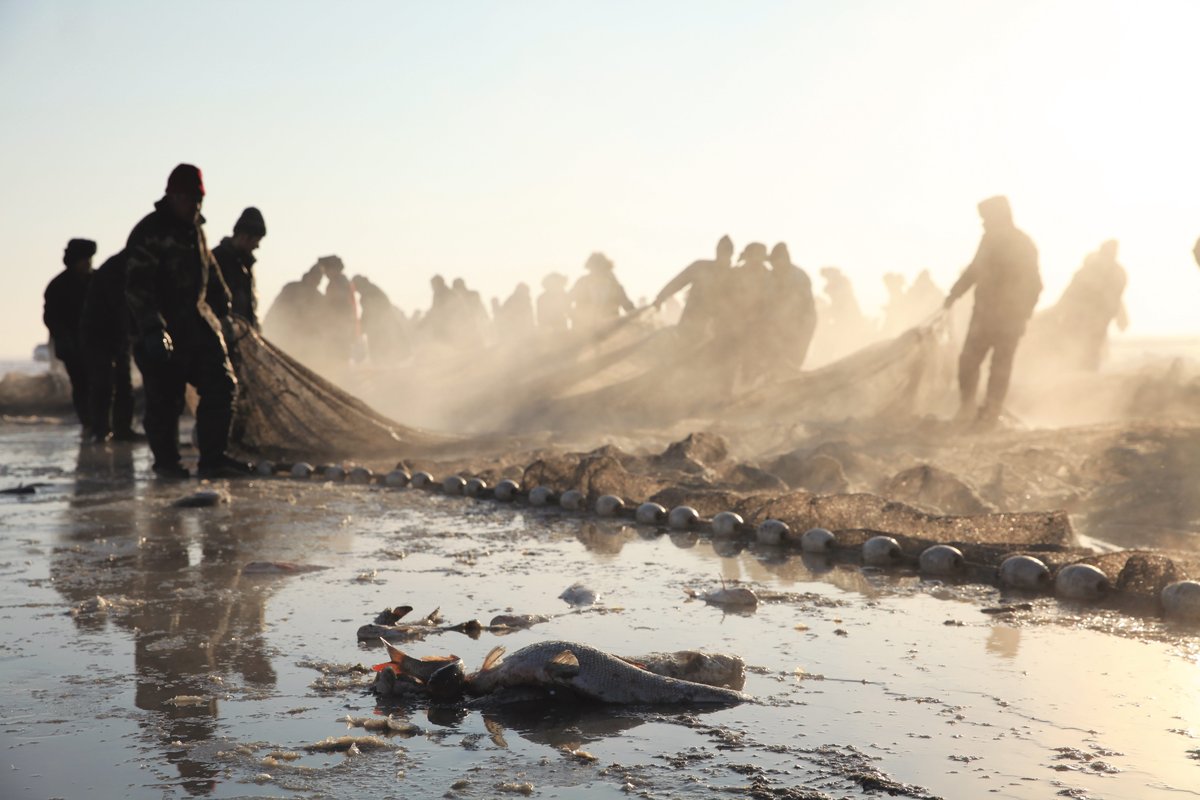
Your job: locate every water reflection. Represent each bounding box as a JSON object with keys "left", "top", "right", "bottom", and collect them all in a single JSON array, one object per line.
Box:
[
  {"left": 985, "top": 624, "right": 1021, "bottom": 659},
  {"left": 51, "top": 481, "right": 281, "bottom": 795},
  {"left": 574, "top": 522, "right": 636, "bottom": 556}
]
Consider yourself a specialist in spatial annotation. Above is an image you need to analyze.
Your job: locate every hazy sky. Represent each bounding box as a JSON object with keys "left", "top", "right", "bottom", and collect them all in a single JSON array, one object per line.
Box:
[{"left": 2, "top": 0, "right": 1198, "bottom": 357}]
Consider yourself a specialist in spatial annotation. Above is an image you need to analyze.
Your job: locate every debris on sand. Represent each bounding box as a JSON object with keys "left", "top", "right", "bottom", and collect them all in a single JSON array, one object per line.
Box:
[
  {"left": 67, "top": 594, "right": 142, "bottom": 616},
  {"left": 304, "top": 734, "right": 394, "bottom": 753},
  {"left": 171, "top": 489, "right": 230, "bottom": 508},
  {"left": 340, "top": 714, "right": 422, "bottom": 736}
]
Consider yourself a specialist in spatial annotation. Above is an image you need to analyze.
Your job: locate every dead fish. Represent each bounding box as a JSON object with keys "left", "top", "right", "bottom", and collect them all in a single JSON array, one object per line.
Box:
[
  {"left": 67, "top": 594, "right": 140, "bottom": 616},
  {"left": 1, "top": 482, "right": 49, "bottom": 495},
  {"left": 340, "top": 715, "right": 422, "bottom": 736},
  {"left": 242, "top": 561, "right": 329, "bottom": 575},
  {"left": 172, "top": 489, "right": 229, "bottom": 508},
  {"left": 304, "top": 735, "right": 393, "bottom": 753},
  {"left": 558, "top": 583, "right": 599, "bottom": 607},
  {"left": 374, "top": 605, "right": 415, "bottom": 625},
  {"left": 374, "top": 639, "right": 464, "bottom": 682},
  {"left": 684, "top": 579, "right": 759, "bottom": 610},
  {"left": 489, "top": 613, "right": 553, "bottom": 629},
  {"left": 465, "top": 640, "right": 750, "bottom": 705},
  {"left": 357, "top": 607, "right": 443, "bottom": 641},
  {"left": 620, "top": 650, "right": 747, "bottom": 690},
  {"left": 446, "top": 619, "right": 484, "bottom": 637}
]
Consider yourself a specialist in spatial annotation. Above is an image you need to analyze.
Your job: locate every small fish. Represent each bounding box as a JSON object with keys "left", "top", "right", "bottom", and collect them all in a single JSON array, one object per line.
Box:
[
  {"left": 357, "top": 608, "right": 443, "bottom": 641},
  {"left": 242, "top": 561, "right": 329, "bottom": 576},
  {"left": 374, "top": 605, "right": 415, "bottom": 625},
  {"left": 685, "top": 579, "right": 759, "bottom": 610},
  {"left": 558, "top": 583, "right": 599, "bottom": 607},
  {"left": 489, "top": 613, "right": 553, "bottom": 629}
]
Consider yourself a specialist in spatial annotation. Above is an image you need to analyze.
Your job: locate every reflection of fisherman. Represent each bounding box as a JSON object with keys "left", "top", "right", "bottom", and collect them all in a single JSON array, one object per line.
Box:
[
  {"left": 43, "top": 238, "right": 96, "bottom": 431},
  {"left": 944, "top": 195, "right": 1042, "bottom": 424},
  {"left": 262, "top": 263, "right": 324, "bottom": 362},
  {"left": 124, "top": 164, "right": 249, "bottom": 479},
  {"left": 80, "top": 250, "right": 139, "bottom": 442},
  {"left": 768, "top": 242, "right": 817, "bottom": 369},
  {"left": 352, "top": 274, "right": 408, "bottom": 362},
  {"left": 654, "top": 235, "right": 734, "bottom": 337},
  {"left": 536, "top": 272, "right": 571, "bottom": 333},
  {"left": 211, "top": 207, "right": 266, "bottom": 330},
  {"left": 1045, "top": 240, "right": 1128, "bottom": 370},
  {"left": 570, "top": 252, "right": 635, "bottom": 332}
]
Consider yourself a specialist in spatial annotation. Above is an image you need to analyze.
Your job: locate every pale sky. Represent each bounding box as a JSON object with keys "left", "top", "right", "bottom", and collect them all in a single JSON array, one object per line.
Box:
[{"left": 2, "top": 0, "right": 1199, "bottom": 358}]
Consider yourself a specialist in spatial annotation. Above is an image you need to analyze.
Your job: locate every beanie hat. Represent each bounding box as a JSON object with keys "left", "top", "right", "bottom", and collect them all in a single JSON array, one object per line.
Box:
[
  {"left": 63, "top": 238, "right": 97, "bottom": 267},
  {"left": 165, "top": 163, "right": 205, "bottom": 197},
  {"left": 233, "top": 206, "right": 266, "bottom": 237}
]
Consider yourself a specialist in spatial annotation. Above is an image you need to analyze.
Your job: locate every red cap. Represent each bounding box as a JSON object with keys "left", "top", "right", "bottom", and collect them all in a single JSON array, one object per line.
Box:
[{"left": 165, "top": 163, "right": 205, "bottom": 197}]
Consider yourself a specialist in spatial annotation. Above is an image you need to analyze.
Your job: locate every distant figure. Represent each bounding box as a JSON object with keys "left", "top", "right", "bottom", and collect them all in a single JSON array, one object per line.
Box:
[
  {"left": 352, "top": 275, "right": 407, "bottom": 363},
  {"left": 1037, "top": 240, "right": 1128, "bottom": 371},
  {"left": 80, "top": 250, "right": 137, "bottom": 442},
  {"left": 654, "top": 235, "right": 735, "bottom": 338},
  {"left": 124, "top": 163, "right": 248, "bottom": 478},
  {"left": 768, "top": 242, "right": 818, "bottom": 369},
  {"left": 451, "top": 277, "right": 491, "bottom": 343},
  {"left": 263, "top": 263, "right": 325, "bottom": 362},
  {"left": 570, "top": 253, "right": 635, "bottom": 332},
  {"left": 495, "top": 283, "right": 537, "bottom": 341},
  {"left": 1194, "top": 236, "right": 1200, "bottom": 268},
  {"left": 536, "top": 272, "right": 571, "bottom": 333},
  {"left": 882, "top": 269, "right": 944, "bottom": 336},
  {"left": 421, "top": 275, "right": 456, "bottom": 346},
  {"left": 43, "top": 238, "right": 96, "bottom": 430},
  {"left": 319, "top": 256, "right": 359, "bottom": 364},
  {"left": 211, "top": 207, "right": 266, "bottom": 330},
  {"left": 944, "top": 195, "right": 1042, "bottom": 424}
]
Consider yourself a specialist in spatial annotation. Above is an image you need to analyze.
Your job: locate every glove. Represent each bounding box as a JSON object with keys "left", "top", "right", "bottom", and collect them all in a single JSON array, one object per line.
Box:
[{"left": 141, "top": 328, "right": 174, "bottom": 366}]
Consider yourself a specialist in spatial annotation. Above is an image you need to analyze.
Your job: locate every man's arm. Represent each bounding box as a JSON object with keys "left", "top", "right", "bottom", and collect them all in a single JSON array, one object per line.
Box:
[
  {"left": 124, "top": 228, "right": 166, "bottom": 336},
  {"left": 204, "top": 250, "right": 232, "bottom": 320},
  {"left": 654, "top": 261, "right": 700, "bottom": 307},
  {"left": 944, "top": 238, "right": 986, "bottom": 308}
]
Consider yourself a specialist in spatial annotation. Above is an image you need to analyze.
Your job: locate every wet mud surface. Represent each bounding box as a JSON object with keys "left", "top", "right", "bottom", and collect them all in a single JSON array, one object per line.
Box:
[{"left": 3, "top": 423, "right": 1200, "bottom": 799}]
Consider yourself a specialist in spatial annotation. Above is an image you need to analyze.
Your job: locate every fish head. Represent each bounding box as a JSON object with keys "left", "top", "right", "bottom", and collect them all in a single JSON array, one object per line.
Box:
[{"left": 427, "top": 658, "right": 468, "bottom": 700}]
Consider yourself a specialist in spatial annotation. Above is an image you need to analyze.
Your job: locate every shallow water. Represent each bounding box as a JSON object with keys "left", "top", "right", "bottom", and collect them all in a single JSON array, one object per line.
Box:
[{"left": 2, "top": 423, "right": 1200, "bottom": 799}]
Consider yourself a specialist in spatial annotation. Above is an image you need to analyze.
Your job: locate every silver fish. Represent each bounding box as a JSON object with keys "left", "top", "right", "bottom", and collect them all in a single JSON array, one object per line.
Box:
[
  {"left": 489, "top": 613, "right": 553, "bottom": 629},
  {"left": 468, "top": 640, "right": 750, "bottom": 705},
  {"left": 558, "top": 583, "right": 599, "bottom": 607},
  {"left": 621, "top": 650, "right": 746, "bottom": 690},
  {"left": 685, "top": 582, "right": 759, "bottom": 610}
]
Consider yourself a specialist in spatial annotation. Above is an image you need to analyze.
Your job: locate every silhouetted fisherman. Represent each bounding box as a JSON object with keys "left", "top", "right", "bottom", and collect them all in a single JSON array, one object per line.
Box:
[
  {"left": 263, "top": 263, "right": 324, "bottom": 361},
  {"left": 43, "top": 238, "right": 96, "bottom": 430},
  {"left": 319, "top": 255, "right": 359, "bottom": 364},
  {"left": 421, "top": 275, "right": 456, "bottom": 346},
  {"left": 1046, "top": 240, "right": 1128, "bottom": 371},
  {"left": 496, "top": 282, "right": 536, "bottom": 341},
  {"left": 352, "top": 274, "right": 408, "bottom": 363},
  {"left": 124, "top": 164, "right": 249, "bottom": 479},
  {"left": 536, "top": 272, "right": 571, "bottom": 333},
  {"left": 570, "top": 252, "right": 635, "bottom": 332},
  {"left": 944, "top": 195, "right": 1042, "bottom": 425},
  {"left": 211, "top": 207, "right": 266, "bottom": 330},
  {"left": 768, "top": 242, "right": 817, "bottom": 369},
  {"left": 882, "top": 269, "right": 944, "bottom": 336},
  {"left": 451, "top": 277, "right": 491, "bottom": 343},
  {"left": 819, "top": 266, "right": 871, "bottom": 341},
  {"left": 654, "top": 235, "right": 734, "bottom": 337},
  {"left": 80, "top": 250, "right": 138, "bottom": 442}
]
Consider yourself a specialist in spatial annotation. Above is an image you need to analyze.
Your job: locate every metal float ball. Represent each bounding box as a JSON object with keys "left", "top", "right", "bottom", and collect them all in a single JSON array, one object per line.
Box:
[
  {"left": 595, "top": 495, "right": 624, "bottom": 517},
  {"left": 410, "top": 471, "right": 435, "bottom": 490},
  {"left": 919, "top": 544, "right": 964, "bottom": 575},
  {"left": 465, "top": 478, "right": 487, "bottom": 498},
  {"left": 324, "top": 465, "right": 346, "bottom": 482},
  {"left": 635, "top": 502, "right": 667, "bottom": 525},
  {"left": 710, "top": 511, "right": 743, "bottom": 537},
  {"left": 798, "top": 527, "right": 835, "bottom": 553},
  {"left": 528, "top": 486, "right": 554, "bottom": 507},
  {"left": 255, "top": 460, "right": 275, "bottom": 477},
  {"left": 559, "top": 489, "right": 585, "bottom": 511},
  {"left": 384, "top": 469, "right": 410, "bottom": 488},
  {"left": 442, "top": 475, "right": 467, "bottom": 495},
  {"left": 1055, "top": 563, "right": 1110, "bottom": 601},
  {"left": 998, "top": 554, "right": 1050, "bottom": 590},
  {"left": 863, "top": 535, "right": 902, "bottom": 566},
  {"left": 1161, "top": 580, "right": 1200, "bottom": 621},
  {"left": 756, "top": 519, "right": 789, "bottom": 545},
  {"left": 494, "top": 479, "right": 520, "bottom": 501},
  {"left": 290, "top": 462, "right": 314, "bottom": 479},
  {"left": 348, "top": 467, "right": 373, "bottom": 485},
  {"left": 667, "top": 506, "right": 699, "bottom": 531}
]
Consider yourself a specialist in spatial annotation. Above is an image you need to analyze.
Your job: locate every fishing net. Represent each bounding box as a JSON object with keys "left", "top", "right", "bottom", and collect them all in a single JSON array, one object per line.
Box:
[{"left": 224, "top": 318, "right": 451, "bottom": 460}]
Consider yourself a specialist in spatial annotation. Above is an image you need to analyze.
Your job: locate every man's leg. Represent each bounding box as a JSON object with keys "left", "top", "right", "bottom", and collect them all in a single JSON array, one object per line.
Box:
[
  {"left": 981, "top": 331, "right": 1022, "bottom": 421},
  {"left": 957, "top": 322, "right": 991, "bottom": 418},
  {"left": 186, "top": 326, "right": 243, "bottom": 474},
  {"left": 61, "top": 352, "right": 91, "bottom": 430},
  {"left": 112, "top": 343, "right": 137, "bottom": 438},
  {"left": 85, "top": 342, "right": 114, "bottom": 441},
  {"left": 135, "top": 350, "right": 187, "bottom": 476}
]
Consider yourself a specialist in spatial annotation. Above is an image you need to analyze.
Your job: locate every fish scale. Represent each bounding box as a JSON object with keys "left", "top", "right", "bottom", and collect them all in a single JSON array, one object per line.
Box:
[{"left": 470, "top": 640, "right": 751, "bottom": 705}]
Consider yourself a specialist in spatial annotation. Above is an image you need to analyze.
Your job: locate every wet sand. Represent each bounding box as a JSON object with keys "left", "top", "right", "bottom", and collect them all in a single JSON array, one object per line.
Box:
[{"left": 2, "top": 421, "right": 1200, "bottom": 799}]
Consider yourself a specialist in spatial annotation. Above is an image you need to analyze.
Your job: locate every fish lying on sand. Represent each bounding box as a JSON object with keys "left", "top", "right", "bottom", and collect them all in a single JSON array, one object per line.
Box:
[
  {"left": 620, "top": 650, "right": 746, "bottom": 690},
  {"left": 357, "top": 608, "right": 444, "bottom": 641},
  {"left": 558, "top": 583, "right": 599, "bottom": 607},
  {"left": 377, "top": 640, "right": 750, "bottom": 705},
  {"left": 489, "top": 613, "right": 553, "bottom": 629}
]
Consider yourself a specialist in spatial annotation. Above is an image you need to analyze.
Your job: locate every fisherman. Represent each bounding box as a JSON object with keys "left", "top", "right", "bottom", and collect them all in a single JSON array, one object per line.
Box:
[
  {"left": 124, "top": 163, "right": 249, "bottom": 478},
  {"left": 80, "top": 250, "right": 139, "bottom": 443},
  {"left": 262, "top": 262, "right": 325, "bottom": 362},
  {"left": 943, "top": 195, "right": 1042, "bottom": 425},
  {"left": 569, "top": 252, "right": 635, "bottom": 333},
  {"left": 319, "top": 255, "right": 359, "bottom": 365},
  {"left": 495, "top": 282, "right": 537, "bottom": 341},
  {"left": 768, "top": 242, "right": 818, "bottom": 370},
  {"left": 653, "top": 235, "right": 735, "bottom": 338},
  {"left": 43, "top": 238, "right": 96, "bottom": 431},
  {"left": 1040, "top": 240, "right": 1128, "bottom": 371},
  {"left": 450, "top": 277, "right": 491, "bottom": 344},
  {"left": 352, "top": 274, "right": 408, "bottom": 363},
  {"left": 536, "top": 272, "right": 571, "bottom": 333},
  {"left": 420, "top": 275, "right": 456, "bottom": 347},
  {"left": 211, "top": 207, "right": 266, "bottom": 330}
]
